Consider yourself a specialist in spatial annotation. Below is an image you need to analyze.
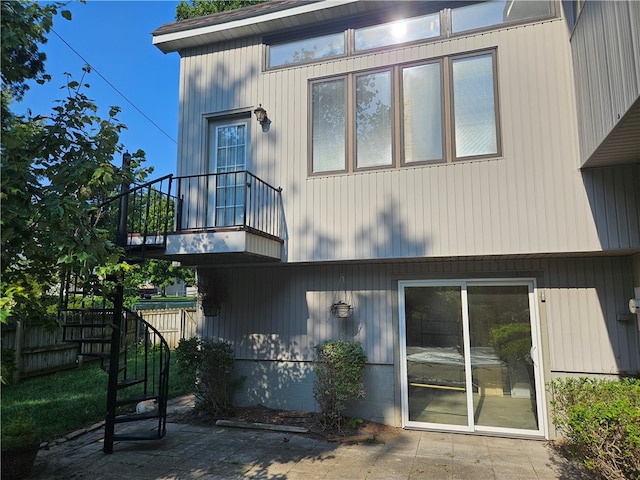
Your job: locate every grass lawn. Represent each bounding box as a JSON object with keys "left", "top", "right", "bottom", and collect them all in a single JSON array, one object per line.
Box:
[{"left": 1, "top": 355, "right": 193, "bottom": 442}]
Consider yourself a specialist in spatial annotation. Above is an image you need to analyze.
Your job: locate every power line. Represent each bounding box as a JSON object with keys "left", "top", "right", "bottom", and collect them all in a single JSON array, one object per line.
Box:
[{"left": 51, "top": 28, "right": 177, "bottom": 145}]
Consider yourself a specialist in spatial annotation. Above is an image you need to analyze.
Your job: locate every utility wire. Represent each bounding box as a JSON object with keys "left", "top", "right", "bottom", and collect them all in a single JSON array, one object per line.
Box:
[{"left": 51, "top": 28, "right": 177, "bottom": 145}]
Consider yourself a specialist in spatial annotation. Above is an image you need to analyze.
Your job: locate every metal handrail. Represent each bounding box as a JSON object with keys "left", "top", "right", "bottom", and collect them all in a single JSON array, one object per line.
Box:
[{"left": 174, "top": 170, "right": 282, "bottom": 239}]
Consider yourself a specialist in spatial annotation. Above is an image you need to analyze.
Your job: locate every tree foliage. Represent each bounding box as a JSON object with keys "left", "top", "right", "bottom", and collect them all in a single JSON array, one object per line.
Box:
[
  {"left": 0, "top": 1, "right": 142, "bottom": 323},
  {"left": 0, "top": 0, "right": 66, "bottom": 100},
  {"left": 175, "top": 0, "right": 266, "bottom": 21},
  {"left": 124, "top": 259, "right": 195, "bottom": 303}
]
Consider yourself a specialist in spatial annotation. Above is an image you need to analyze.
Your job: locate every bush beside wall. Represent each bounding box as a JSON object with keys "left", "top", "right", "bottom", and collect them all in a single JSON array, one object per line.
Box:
[{"left": 549, "top": 377, "right": 640, "bottom": 480}]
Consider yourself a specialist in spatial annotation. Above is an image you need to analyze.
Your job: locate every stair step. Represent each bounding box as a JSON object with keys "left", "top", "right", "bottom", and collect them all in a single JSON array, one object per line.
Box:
[
  {"left": 114, "top": 412, "right": 160, "bottom": 423},
  {"left": 117, "top": 378, "right": 145, "bottom": 389},
  {"left": 100, "top": 363, "right": 126, "bottom": 374},
  {"left": 78, "top": 352, "right": 111, "bottom": 359},
  {"left": 115, "top": 393, "right": 159, "bottom": 407},
  {"left": 112, "top": 430, "right": 165, "bottom": 441},
  {"left": 63, "top": 323, "right": 115, "bottom": 329},
  {"left": 73, "top": 337, "right": 112, "bottom": 344}
]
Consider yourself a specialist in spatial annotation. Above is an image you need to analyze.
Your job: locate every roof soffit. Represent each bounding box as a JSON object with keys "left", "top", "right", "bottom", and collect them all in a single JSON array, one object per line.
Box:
[
  {"left": 153, "top": 0, "right": 363, "bottom": 53},
  {"left": 152, "top": 0, "right": 453, "bottom": 54}
]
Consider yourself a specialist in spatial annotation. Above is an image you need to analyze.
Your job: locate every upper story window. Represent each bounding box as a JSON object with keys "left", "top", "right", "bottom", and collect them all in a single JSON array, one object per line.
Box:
[
  {"left": 451, "top": 0, "right": 552, "bottom": 33},
  {"left": 269, "top": 31, "right": 345, "bottom": 68},
  {"left": 310, "top": 50, "right": 500, "bottom": 175},
  {"left": 266, "top": 1, "right": 553, "bottom": 69},
  {"left": 354, "top": 13, "right": 440, "bottom": 51}
]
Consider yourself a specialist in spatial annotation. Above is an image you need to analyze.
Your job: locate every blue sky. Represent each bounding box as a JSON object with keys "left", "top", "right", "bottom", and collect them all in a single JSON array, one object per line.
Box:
[{"left": 17, "top": 0, "right": 182, "bottom": 179}]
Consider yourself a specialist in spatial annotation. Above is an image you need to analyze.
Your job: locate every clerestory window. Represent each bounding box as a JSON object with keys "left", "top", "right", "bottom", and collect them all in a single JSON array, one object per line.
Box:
[
  {"left": 309, "top": 50, "right": 500, "bottom": 175},
  {"left": 266, "top": 1, "right": 552, "bottom": 70}
]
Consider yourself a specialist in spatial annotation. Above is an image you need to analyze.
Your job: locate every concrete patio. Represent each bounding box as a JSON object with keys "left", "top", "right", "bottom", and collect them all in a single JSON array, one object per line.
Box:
[{"left": 31, "top": 396, "right": 586, "bottom": 480}]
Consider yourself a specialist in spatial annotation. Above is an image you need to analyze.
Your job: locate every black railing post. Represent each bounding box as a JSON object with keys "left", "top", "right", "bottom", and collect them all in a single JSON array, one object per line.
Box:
[
  {"left": 105, "top": 151, "right": 131, "bottom": 453},
  {"left": 115, "top": 151, "right": 131, "bottom": 248}
]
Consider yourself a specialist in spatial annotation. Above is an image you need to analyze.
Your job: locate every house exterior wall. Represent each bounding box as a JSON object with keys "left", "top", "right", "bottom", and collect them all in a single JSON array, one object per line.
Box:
[
  {"left": 176, "top": 12, "right": 639, "bottom": 263},
  {"left": 197, "top": 255, "right": 639, "bottom": 427},
  {"left": 157, "top": 0, "right": 640, "bottom": 437},
  {"left": 569, "top": 0, "right": 640, "bottom": 162}
]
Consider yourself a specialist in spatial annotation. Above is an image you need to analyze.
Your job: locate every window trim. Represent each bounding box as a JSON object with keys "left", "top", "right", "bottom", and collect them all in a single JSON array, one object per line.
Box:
[
  {"left": 399, "top": 58, "right": 446, "bottom": 167},
  {"left": 448, "top": 50, "right": 502, "bottom": 162},
  {"left": 308, "top": 49, "right": 501, "bottom": 177},
  {"left": 307, "top": 75, "right": 349, "bottom": 175},
  {"left": 353, "top": 68, "right": 396, "bottom": 172}
]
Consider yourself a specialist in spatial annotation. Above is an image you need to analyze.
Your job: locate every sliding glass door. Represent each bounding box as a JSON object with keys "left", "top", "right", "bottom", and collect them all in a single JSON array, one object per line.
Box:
[{"left": 399, "top": 279, "right": 545, "bottom": 437}]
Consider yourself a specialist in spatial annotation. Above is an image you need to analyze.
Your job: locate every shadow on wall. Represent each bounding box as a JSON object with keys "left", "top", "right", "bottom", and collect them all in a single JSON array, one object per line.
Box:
[
  {"left": 582, "top": 164, "right": 640, "bottom": 252},
  {"left": 580, "top": 164, "right": 640, "bottom": 374}
]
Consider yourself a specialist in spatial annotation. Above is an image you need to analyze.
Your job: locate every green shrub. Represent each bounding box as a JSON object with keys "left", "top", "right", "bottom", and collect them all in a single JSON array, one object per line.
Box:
[
  {"left": 175, "top": 336, "right": 243, "bottom": 417},
  {"left": 549, "top": 377, "right": 640, "bottom": 480},
  {"left": 174, "top": 336, "right": 201, "bottom": 388},
  {"left": 1, "top": 415, "right": 38, "bottom": 450},
  {"left": 313, "top": 340, "right": 367, "bottom": 432}
]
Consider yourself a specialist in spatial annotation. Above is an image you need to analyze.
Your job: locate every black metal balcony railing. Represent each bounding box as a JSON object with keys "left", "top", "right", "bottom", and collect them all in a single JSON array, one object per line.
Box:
[
  {"left": 99, "top": 171, "right": 283, "bottom": 255},
  {"left": 175, "top": 171, "right": 282, "bottom": 240}
]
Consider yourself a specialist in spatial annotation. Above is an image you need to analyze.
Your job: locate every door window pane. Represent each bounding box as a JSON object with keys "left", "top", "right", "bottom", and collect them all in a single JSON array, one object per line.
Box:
[
  {"left": 355, "top": 13, "right": 440, "bottom": 51},
  {"left": 404, "top": 286, "right": 468, "bottom": 426},
  {"left": 312, "top": 79, "right": 346, "bottom": 173},
  {"left": 403, "top": 63, "right": 443, "bottom": 163},
  {"left": 452, "top": 53, "right": 498, "bottom": 158},
  {"left": 356, "top": 71, "right": 392, "bottom": 168},
  {"left": 209, "top": 124, "right": 247, "bottom": 227},
  {"left": 467, "top": 285, "right": 539, "bottom": 430},
  {"left": 269, "top": 32, "right": 344, "bottom": 67}
]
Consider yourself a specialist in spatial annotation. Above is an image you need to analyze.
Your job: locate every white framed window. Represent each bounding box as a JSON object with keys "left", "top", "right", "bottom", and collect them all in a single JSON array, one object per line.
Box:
[{"left": 398, "top": 278, "right": 547, "bottom": 437}]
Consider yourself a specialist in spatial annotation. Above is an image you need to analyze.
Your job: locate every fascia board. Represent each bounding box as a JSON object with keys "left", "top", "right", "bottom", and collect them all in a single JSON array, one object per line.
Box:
[{"left": 153, "top": 0, "right": 361, "bottom": 53}]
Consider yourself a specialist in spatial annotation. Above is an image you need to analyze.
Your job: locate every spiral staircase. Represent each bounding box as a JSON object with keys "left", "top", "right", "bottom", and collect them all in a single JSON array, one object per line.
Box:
[{"left": 58, "top": 167, "right": 174, "bottom": 454}]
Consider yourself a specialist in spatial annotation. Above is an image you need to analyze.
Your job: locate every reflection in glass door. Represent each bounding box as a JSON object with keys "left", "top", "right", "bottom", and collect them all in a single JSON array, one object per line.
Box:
[{"left": 399, "top": 280, "right": 545, "bottom": 436}]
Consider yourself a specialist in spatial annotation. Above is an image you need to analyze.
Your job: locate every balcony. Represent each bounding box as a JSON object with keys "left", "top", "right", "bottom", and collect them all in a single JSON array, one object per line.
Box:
[{"left": 119, "top": 171, "right": 283, "bottom": 266}]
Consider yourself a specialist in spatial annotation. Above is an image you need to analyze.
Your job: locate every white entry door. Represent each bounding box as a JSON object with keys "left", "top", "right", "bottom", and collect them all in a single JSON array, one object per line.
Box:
[
  {"left": 399, "top": 279, "right": 546, "bottom": 437},
  {"left": 207, "top": 121, "right": 248, "bottom": 227}
]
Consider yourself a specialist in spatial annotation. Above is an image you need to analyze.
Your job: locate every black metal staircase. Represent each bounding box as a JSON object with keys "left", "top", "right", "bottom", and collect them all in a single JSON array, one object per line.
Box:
[
  {"left": 59, "top": 272, "right": 170, "bottom": 453},
  {"left": 58, "top": 156, "right": 175, "bottom": 453}
]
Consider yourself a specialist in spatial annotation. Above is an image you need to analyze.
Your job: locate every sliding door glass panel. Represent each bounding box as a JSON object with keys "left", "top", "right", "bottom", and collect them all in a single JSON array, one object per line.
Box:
[
  {"left": 467, "top": 285, "right": 538, "bottom": 430},
  {"left": 404, "top": 286, "right": 468, "bottom": 426}
]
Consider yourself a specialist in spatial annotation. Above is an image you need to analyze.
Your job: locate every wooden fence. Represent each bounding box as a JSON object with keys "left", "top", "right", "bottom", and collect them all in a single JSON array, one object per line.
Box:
[
  {"left": 1, "top": 308, "right": 198, "bottom": 381},
  {"left": 134, "top": 308, "right": 198, "bottom": 350}
]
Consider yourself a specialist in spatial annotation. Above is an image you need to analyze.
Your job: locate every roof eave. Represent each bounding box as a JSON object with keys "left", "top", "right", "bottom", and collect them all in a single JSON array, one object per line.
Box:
[{"left": 152, "top": 0, "right": 361, "bottom": 54}]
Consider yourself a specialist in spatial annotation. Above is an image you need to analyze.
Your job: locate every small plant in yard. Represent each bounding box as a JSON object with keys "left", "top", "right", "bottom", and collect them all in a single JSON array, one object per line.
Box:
[
  {"left": 548, "top": 376, "right": 640, "bottom": 480},
  {"left": 174, "top": 336, "right": 201, "bottom": 387},
  {"left": 175, "top": 336, "right": 244, "bottom": 417},
  {"left": 1, "top": 415, "right": 40, "bottom": 480},
  {"left": 313, "top": 339, "right": 367, "bottom": 432}
]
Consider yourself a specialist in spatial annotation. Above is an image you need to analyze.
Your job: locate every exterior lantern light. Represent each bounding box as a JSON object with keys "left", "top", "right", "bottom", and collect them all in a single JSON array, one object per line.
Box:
[{"left": 253, "top": 104, "right": 268, "bottom": 124}]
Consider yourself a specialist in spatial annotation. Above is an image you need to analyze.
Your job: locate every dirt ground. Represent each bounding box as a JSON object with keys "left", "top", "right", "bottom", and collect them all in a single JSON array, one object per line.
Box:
[{"left": 174, "top": 404, "right": 401, "bottom": 444}]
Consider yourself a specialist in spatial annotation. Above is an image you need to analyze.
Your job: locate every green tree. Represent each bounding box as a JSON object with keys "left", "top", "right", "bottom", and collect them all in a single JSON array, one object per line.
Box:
[
  {"left": 125, "top": 260, "right": 195, "bottom": 303},
  {"left": 175, "top": 0, "right": 266, "bottom": 21},
  {"left": 0, "top": 1, "right": 135, "bottom": 324}
]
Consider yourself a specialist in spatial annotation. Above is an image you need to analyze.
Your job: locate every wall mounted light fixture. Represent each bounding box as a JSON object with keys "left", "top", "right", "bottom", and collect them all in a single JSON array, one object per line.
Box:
[{"left": 253, "top": 104, "right": 268, "bottom": 124}]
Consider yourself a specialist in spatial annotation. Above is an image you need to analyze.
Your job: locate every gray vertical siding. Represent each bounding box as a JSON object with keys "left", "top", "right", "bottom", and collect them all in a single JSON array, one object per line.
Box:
[
  {"left": 197, "top": 256, "right": 639, "bottom": 375},
  {"left": 176, "top": 15, "right": 639, "bottom": 263},
  {"left": 570, "top": 0, "right": 640, "bottom": 162}
]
